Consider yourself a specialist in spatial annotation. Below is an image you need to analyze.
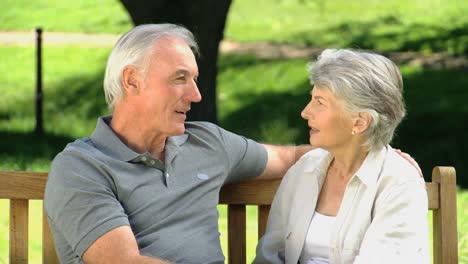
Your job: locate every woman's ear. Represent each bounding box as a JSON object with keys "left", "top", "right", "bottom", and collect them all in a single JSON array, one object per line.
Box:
[
  {"left": 352, "top": 112, "right": 372, "bottom": 134},
  {"left": 121, "top": 66, "right": 142, "bottom": 96}
]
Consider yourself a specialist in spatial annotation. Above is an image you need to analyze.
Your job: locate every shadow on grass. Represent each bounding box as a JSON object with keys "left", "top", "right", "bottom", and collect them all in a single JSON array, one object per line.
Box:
[
  {"left": 46, "top": 68, "right": 108, "bottom": 119},
  {"left": 394, "top": 112, "right": 468, "bottom": 186},
  {"left": 0, "top": 131, "right": 73, "bottom": 170},
  {"left": 0, "top": 68, "right": 107, "bottom": 170},
  {"left": 288, "top": 16, "right": 468, "bottom": 55},
  {"left": 220, "top": 58, "right": 468, "bottom": 187},
  {"left": 0, "top": 68, "right": 108, "bottom": 133},
  {"left": 220, "top": 79, "right": 311, "bottom": 145}
]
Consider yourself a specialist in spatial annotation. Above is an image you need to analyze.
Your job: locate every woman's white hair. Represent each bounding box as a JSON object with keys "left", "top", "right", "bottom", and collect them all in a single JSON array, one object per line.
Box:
[
  {"left": 308, "top": 49, "right": 406, "bottom": 151},
  {"left": 103, "top": 24, "right": 199, "bottom": 111}
]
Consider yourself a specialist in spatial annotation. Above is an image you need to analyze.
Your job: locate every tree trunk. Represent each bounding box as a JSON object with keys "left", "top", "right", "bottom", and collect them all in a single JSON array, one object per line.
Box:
[{"left": 120, "top": 0, "right": 232, "bottom": 123}]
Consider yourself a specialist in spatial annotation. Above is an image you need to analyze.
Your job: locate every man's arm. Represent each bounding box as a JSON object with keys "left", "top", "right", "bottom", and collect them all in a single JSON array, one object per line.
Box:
[
  {"left": 255, "top": 145, "right": 422, "bottom": 180},
  {"left": 83, "top": 226, "right": 171, "bottom": 264},
  {"left": 256, "top": 144, "right": 314, "bottom": 180}
]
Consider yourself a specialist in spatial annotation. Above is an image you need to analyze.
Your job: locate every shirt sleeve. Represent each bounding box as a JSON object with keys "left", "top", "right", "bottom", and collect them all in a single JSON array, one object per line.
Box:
[
  {"left": 44, "top": 149, "right": 130, "bottom": 259},
  {"left": 215, "top": 125, "right": 268, "bottom": 184},
  {"left": 354, "top": 179, "right": 430, "bottom": 263}
]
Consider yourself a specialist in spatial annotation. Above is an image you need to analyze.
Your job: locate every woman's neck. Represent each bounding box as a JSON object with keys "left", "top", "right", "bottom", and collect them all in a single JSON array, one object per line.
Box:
[{"left": 329, "top": 145, "right": 369, "bottom": 182}]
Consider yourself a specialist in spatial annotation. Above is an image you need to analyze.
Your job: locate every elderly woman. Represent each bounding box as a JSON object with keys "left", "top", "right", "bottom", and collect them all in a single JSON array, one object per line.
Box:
[{"left": 254, "top": 49, "right": 429, "bottom": 264}]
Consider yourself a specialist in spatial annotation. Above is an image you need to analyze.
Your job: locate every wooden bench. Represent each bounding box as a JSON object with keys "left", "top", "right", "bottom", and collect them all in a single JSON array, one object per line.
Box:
[{"left": 0, "top": 166, "right": 458, "bottom": 264}]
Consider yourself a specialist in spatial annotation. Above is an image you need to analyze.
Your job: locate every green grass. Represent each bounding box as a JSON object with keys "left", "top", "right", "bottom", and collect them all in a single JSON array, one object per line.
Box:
[
  {"left": 0, "top": 46, "right": 110, "bottom": 133},
  {"left": 459, "top": 191, "right": 468, "bottom": 263},
  {"left": 1, "top": 0, "right": 467, "bottom": 54},
  {"left": 226, "top": 0, "right": 468, "bottom": 54},
  {"left": 0, "top": 0, "right": 132, "bottom": 33}
]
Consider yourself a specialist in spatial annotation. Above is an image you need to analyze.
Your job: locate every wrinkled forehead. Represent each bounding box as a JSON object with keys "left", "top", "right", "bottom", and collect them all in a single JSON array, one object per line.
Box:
[
  {"left": 311, "top": 85, "right": 333, "bottom": 97},
  {"left": 150, "top": 36, "right": 198, "bottom": 71},
  {"left": 153, "top": 36, "right": 195, "bottom": 57},
  {"left": 311, "top": 85, "right": 348, "bottom": 108}
]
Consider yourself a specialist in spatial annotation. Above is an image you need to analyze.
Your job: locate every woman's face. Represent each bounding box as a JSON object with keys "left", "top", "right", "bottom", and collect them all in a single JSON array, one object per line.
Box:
[{"left": 301, "top": 86, "right": 354, "bottom": 151}]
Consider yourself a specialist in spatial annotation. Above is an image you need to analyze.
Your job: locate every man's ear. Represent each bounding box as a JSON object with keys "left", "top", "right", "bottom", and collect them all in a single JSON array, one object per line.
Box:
[
  {"left": 352, "top": 112, "right": 372, "bottom": 134},
  {"left": 121, "top": 66, "right": 142, "bottom": 96}
]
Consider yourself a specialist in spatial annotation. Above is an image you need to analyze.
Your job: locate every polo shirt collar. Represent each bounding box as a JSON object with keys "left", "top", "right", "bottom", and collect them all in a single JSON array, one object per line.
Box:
[
  {"left": 165, "top": 134, "right": 189, "bottom": 164},
  {"left": 90, "top": 116, "right": 190, "bottom": 163},
  {"left": 90, "top": 116, "right": 140, "bottom": 162},
  {"left": 354, "top": 145, "right": 388, "bottom": 186},
  {"left": 167, "top": 133, "right": 189, "bottom": 146}
]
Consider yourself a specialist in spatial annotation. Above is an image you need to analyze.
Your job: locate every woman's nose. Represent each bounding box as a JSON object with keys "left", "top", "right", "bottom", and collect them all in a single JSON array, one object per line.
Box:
[{"left": 301, "top": 103, "right": 311, "bottom": 120}]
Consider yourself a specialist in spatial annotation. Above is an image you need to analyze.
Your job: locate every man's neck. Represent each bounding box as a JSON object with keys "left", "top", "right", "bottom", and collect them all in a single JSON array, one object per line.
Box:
[{"left": 110, "top": 110, "right": 167, "bottom": 160}]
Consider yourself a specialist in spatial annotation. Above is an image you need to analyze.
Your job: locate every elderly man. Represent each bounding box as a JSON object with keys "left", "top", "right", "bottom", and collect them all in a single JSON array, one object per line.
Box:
[{"left": 44, "top": 24, "right": 311, "bottom": 264}]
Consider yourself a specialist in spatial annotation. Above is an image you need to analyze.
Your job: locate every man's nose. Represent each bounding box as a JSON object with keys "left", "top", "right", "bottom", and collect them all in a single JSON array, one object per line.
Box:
[{"left": 190, "top": 82, "right": 202, "bottom": 103}]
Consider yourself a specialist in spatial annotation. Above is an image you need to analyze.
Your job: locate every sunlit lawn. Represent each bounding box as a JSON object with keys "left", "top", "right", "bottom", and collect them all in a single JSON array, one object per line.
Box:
[{"left": 1, "top": 0, "right": 467, "bottom": 54}]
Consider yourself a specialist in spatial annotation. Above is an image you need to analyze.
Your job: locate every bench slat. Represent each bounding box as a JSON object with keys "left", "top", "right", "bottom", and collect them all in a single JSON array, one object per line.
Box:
[
  {"left": 10, "top": 199, "right": 29, "bottom": 264},
  {"left": 432, "top": 167, "right": 458, "bottom": 264},
  {"left": 427, "top": 182, "right": 439, "bottom": 209},
  {"left": 0, "top": 172, "right": 47, "bottom": 199},
  {"left": 220, "top": 179, "right": 281, "bottom": 205},
  {"left": 258, "top": 205, "right": 270, "bottom": 239},
  {"left": 228, "top": 204, "right": 246, "bottom": 263},
  {"left": 43, "top": 205, "right": 60, "bottom": 264}
]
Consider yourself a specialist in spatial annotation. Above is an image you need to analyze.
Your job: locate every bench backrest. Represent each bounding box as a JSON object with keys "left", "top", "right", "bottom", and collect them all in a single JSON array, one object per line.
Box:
[{"left": 0, "top": 166, "right": 458, "bottom": 264}]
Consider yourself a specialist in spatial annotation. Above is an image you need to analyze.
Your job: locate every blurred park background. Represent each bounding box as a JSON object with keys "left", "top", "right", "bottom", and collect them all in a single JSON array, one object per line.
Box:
[{"left": 0, "top": 0, "right": 467, "bottom": 263}]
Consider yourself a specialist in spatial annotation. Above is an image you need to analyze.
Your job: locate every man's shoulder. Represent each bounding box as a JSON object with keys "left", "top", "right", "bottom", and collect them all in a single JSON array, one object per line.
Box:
[
  {"left": 185, "top": 121, "right": 219, "bottom": 132},
  {"left": 58, "top": 137, "right": 98, "bottom": 157},
  {"left": 50, "top": 137, "right": 103, "bottom": 172},
  {"left": 184, "top": 121, "right": 230, "bottom": 140}
]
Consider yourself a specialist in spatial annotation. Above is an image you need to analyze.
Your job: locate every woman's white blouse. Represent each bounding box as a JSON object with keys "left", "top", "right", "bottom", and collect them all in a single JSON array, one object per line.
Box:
[
  {"left": 300, "top": 212, "right": 335, "bottom": 264},
  {"left": 254, "top": 146, "right": 429, "bottom": 264}
]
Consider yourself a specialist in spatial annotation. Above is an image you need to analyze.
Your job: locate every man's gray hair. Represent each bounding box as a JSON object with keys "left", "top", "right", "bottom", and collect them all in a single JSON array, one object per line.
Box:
[
  {"left": 308, "top": 49, "right": 406, "bottom": 151},
  {"left": 103, "top": 24, "right": 199, "bottom": 111}
]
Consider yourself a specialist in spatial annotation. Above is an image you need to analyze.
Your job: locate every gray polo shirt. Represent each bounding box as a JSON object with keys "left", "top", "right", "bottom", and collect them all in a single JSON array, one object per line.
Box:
[{"left": 44, "top": 116, "right": 267, "bottom": 264}]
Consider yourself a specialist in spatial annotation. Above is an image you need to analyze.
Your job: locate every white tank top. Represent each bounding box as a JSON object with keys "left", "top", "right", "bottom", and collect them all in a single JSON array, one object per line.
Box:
[{"left": 300, "top": 211, "right": 336, "bottom": 264}]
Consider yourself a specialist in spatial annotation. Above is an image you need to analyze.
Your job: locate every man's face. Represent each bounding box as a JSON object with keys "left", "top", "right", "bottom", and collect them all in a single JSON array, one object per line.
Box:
[{"left": 138, "top": 37, "right": 201, "bottom": 137}]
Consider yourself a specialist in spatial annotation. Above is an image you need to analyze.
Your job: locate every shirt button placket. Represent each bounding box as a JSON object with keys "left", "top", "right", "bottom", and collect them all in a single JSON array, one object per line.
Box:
[{"left": 164, "top": 171, "right": 170, "bottom": 187}]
